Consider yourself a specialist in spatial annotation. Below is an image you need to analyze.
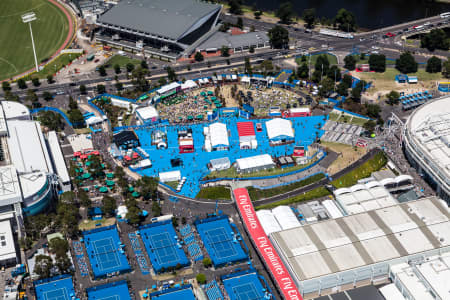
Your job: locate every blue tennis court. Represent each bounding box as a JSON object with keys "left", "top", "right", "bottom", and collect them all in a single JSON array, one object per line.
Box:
[
  {"left": 139, "top": 221, "right": 189, "bottom": 273},
  {"left": 87, "top": 280, "right": 131, "bottom": 300},
  {"left": 196, "top": 215, "right": 248, "bottom": 267},
  {"left": 150, "top": 285, "right": 196, "bottom": 300},
  {"left": 222, "top": 271, "right": 273, "bottom": 300},
  {"left": 35, "top": 275, "right": 75, "bottom": 300},
  {"left": 83, "top": 225, "right": 131, "bottom": 279},
  {"left": 133, "top": 115, "right": 326, "bottom": 198}
]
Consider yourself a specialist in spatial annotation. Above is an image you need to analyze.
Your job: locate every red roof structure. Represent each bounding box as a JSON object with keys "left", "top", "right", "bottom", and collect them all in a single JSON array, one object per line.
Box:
[{"left": 237, "top": 122, "right": 255, "bottom": 137}]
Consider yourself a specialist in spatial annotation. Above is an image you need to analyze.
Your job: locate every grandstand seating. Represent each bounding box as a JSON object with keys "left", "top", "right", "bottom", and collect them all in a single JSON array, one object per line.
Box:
[
  {"left": 203, "top": 280, "right": 224, "bottom": 300},
  {"left": 128, "top": 232, "right": 151, "bottom": 275},
  {"left": 179, "top": 225, "right": 204, "bottom": 261},
  {"left": 73, "top": 241, "right": 89, "bottom": 277}
]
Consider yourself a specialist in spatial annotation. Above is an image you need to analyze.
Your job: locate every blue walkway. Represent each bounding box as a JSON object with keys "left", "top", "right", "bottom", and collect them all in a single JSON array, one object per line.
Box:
[{"left": 134, "top": 115, "right": 326, "bottom": 198}]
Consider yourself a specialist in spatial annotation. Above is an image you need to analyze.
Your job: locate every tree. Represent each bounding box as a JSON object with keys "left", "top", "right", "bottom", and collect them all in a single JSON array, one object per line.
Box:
[
  {"left": 26, "top": 89, "right": 38, "bottom": 103},
  {"left": 115, "top": 82, "right": 123, "bottom": 91},
  {"left": 78, "top": 189, "right": 91, "bottom": 208},
  {"left": 97, "top": 84, "right": 106, "bottom": 94},
  {"left": 126, "top": 205, "right": 141, "bottom": 225},
  {"left": 79, "top": 84, "right": 87, "bottom": 94},
  {"left": 297, "top": 63, "right": 309, "bottom": 79},
  {"left": 158, "top": 77, "right": 167, "bottom": 86},
  {"left": 202, "top": 257, "right": 212, "bottom": 268},
  {"left": 47, "top": 74, "right": 54, "bottom": 84},
  {"left": 395, "top": 52, "right": 418, "bottom": 74},
  {"left": 141, "top": 60, "right": 148, "bottom": 69},
  {"left": 335, "top": 8, "right": 357, "bottom": 32},
  {"left": 34, "top": 255, "right": 53, "bottom": 279},
  {"left": 276, "top": 2, "right": 295, "bottom": 24},
  {"left": 2, "top": 81, "right": 11, "bottom": 92},
  {"left": 342, "top": 74, "right": 353, "bottom": 89},
  {"left": 98, "top": 65, "right": 107, "bottom": 76},
  {"left": 236, "top": 17, "right": 243, "bottom": 29},
  {"left": 420, "top": 29, "right": 449, "bottom": 51},
  {"left": 244, "top": 57, "right": 252, "bottom": 75},
  {"left": 194, "top": 52, "right": 204, "bottom": 62},
  {"left": 254, "top": 10, "right": 262, "bottom": 19},
  {"left": 327, "top": 65, "right": 341, "bottom": 82},
  {"left": 368, "top": 54, "right": 386, "bottom": 72},
  {"left": 32, "top": 77, "right": 40, "bottom": 87},
  {"left": 228, "top": 0, "right": 242, "bottom": 15},
  {"left": 17, "top": 78, "right": 27, "bottom": 89},
  {"left": 126, "top": 63, "right": 135, "bottom": 73},
  {"left": 114, "top": 64, "right": 121, "bottom": 74},
  {"left": 220, "top": 46, "right": 230, "bottom": 57},
  {"left": 102, "top": 195, "right": 117, "bottom": 217},
  {"left": 319, "top": 78, "right": 334, "bottom": 97},
  {"left": 315, "top": 54, "right": 330, "bottom": 75},
  {"left": 302, "top": 8, "right": 316, "bottom": 28},
  {"left": 49, "top": 237, "right": 69, "bottom": 257},
  {"left": 68, "top": 109, "right": 84, "bottom": 127},
  {"left": 152, "top": 201, "right": 162, "bottom": 217},
  {"left": 131, "top": 66, "right": 150, "bottom": 91},
  {"left": 344, "top": 55, "right": 356, "bottom": 70},
  {"left": 249, "top": 45, "right": 255, "bottom": 53},
  {"left": 137, "top": 176, "right": 158, "bottom": 200},
  {"left": 363, "top": 120, "right": 376, "bottom": 134},
  {"left": 337, "top": 82, "right": 349, "bottom": 96},
  {"left": 268, "top": 25, "right": 289, "bottom": 49},
  {"left": 366, "top": 104, "right": 381, "bottom": 119},
  {"left": 166, "top": 66, "right": 177, "bottom": 82},
  {"left": 426, "top": 56, "right": 442, "bottom": 73},
  {"left": 196, "top": 273, "right": 207, "bottom": 284},
  {"left": 38, "top": 111, "right": 63, "bottom": 131},
  {"left": 43, "top": 91, "right": 53, "bottom": 101},
  {"left": 386, "top": 90, "right": 400, "bottom": 105},
  {"left": 443, "top": 60, "right": 450, "bottom": 79},
  {"left": 56, "top": 201, "right": 79, "bottom": 237}
]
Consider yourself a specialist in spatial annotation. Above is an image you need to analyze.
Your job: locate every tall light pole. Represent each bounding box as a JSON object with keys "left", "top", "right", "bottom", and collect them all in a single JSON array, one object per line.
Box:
[{"left": 22, "top": 12, "right": 39, "bottom": 73}]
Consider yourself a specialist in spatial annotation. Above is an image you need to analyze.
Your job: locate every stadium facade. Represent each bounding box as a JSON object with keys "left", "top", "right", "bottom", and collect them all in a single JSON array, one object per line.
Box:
[
  {"left": 403, "top": 96, "right": 450, "bottom": 203},
  {"left": 95, "top": 0, "right": 222, "bottom": 60}
]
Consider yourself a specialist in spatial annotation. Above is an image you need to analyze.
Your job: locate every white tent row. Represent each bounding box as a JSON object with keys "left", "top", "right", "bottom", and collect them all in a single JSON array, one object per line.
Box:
[
  {"left": 272, "top": 206, "right": 301, "bottom": 230},
  {"left": 181, "top": 80, "right": 198, "bottom": 90},
  {"left": 204, "top": 123, "right": 229, "bottom": 151},
  {"left": 159, "top": 170, "right": 181, "bottom": 182},
  {"left": 85, "top": 116, "right": 103, "bottom": 126},
  {"left": 256, "top": 210, "right": 282, "bottom": 235},
  {"left": 209, "top": 157, "right": 230, "bottom": 171},
  {"left": 265, "top": 118, "right": 294, "bottom": 140},
  {"left": 157, "top": 82, "right": 180, "bottom": 95},
  {"left": 236, "top": 154, "right": 274, "bottom": 173},
  {"left": 198, "top": 78, "right": 210, "bottom": 85}
]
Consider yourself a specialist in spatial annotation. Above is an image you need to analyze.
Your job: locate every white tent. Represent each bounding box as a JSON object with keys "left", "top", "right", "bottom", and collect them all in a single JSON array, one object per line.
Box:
[
  {"left": 159, "top": 170, "right": 181, "bottom": 182},
  {"left": 209, "top": 157, "right": 230, "bottom": 171},
  {"left": 256, "top": 210, "right": 282, "bottom": 235},
  {"left": 136, "top": 106, "right": 159, "bottom": 123},
  {"left": 117, "top": 205, "right": 128, "bottom": 219},
  {"left": 241, "top": 76, "right": 250, "bottom": 84},
  {"left": 208, "top": 123, "right": 229, "bottom": 148},
  {"left": 157, "top": 82, "right": 181, "bottom": 95},
  {"left": 265, "top": 118, "right": 294, "bottom": 141},
  {"left": 236, "top": 154, "right": 274, "bottom": 173},
  {"left": 85, "top": 116, "right": 103, "bottom": 126},
  {"left": 272, "top": 206, "right": 301, "bottom": 230},
  {"left": 181, "top": 80, "right": 198, "bottom": 90}
]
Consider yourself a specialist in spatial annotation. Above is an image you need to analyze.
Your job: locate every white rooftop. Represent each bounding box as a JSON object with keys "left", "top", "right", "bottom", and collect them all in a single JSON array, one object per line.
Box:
[
  {"left": 406, "top": 96, "right": 450, "bottom": 184},
  {"left": 208, "top": 123, "right": 229, "bottom": 147},
  {"left": 19, "top": 171, "right": 48, "bottom": 200},
  {"left": 47, "top": 131, "right": 70, "bottom": 184},
  {"left": 236, "top": 154, "right": 274, "bottom": 171},
  {"left": 0, "top": 220, "right": 16, "bottom": 262},
  {"left": 136, "top": 105, "right": 159, "bottom": 120},
  {"left": 0, "top": 166, "right": 21, "bottom": 206},
  {"left": 270, "top": 197, "right": 450, "bottom": 281},
  {"left": 68, "top": 134, "right": 93, "bottom": 153},
  {"left": 157, "top": 82, "right": 180, "bottom": 95},
  {"left": 1, "top": 101, "right": 30, "bottom": 121},
  {"left": 265, "top": 118, "right": 294, "bottom": 140},
  {"left": 7, "top": 120, "right": 53, "bottom": 174}
]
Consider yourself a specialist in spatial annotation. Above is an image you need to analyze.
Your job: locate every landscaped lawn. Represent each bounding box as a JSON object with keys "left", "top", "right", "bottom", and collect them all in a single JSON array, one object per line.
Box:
[
  {"left": 104, "top": 55, "right": 142, "bottom": 69},
  {"left": 331, "top": 151, "right": 387, "bottom": 188},
  {"left": 0, "top": 0, "right": 70, "bottom": 80},
  {"left": 196, "top": 186, "right": 231, "bottom": 200},
  {"left": 296, "top": 53, "right": 338, "bottom": 66},
  {"left": 255, "top": 187, "right": 331, "bottom": 210},
  {"left": 24, "top": 53, "right": 81, "bottom": 80}
]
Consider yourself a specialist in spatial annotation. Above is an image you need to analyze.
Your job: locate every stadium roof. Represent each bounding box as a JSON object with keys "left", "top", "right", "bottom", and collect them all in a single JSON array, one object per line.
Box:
[
  {"left": 47, "top": 131, "right": 70, "bottom": 184},
  {"left": 198, "top": 31, "right": 270, "bottom": 51},
  {"left": 97, "top": 0, "right": 221, "bottom": 41},
  {"left": 0, "top": 165, "right": 22, "bottom": 206},
  {"left": 0, "top": 220, "right": 16, "bottom": 262},
  {"left": 7, "top": 120, "right": 53, "bottom": 174},
  {"left": 270, "top": 197, "right": 450, "bottom": 282}
]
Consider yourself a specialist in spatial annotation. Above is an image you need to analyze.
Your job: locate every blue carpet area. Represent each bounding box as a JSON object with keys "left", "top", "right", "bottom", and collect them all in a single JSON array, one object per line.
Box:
[{"left": 134, "top": 116, "right": 326, "bottom": 198}]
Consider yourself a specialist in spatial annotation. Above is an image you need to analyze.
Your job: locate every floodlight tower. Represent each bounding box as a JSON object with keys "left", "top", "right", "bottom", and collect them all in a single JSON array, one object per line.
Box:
[{"left": 21, "top": 12, "right": 39, "bottom": 72}]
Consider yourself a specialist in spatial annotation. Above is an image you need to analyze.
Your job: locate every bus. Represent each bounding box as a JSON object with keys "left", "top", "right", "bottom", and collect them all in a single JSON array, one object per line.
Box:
[{"left": 440, "top": 12, "right": 450, "bottom": 18}]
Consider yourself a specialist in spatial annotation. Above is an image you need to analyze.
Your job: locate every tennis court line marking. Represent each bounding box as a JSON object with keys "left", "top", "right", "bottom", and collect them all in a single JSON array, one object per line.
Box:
[
  {"left": 95, "top": 295, "right": 120, "bottom": 300},
  {"left": 93, "top": 237, "right": 120, "bottom": 271},
  {"left": 231, "top": 282, "right": 259, "bottom": 300},
  {"left": 149, "top": 232, "right": 180, "bottom": 264},
  {"left": 43, "top": 287, "right": 68, "bottom": 300},
  {"left": 204, "top": 227, "right": 238, "bottom": 259}
]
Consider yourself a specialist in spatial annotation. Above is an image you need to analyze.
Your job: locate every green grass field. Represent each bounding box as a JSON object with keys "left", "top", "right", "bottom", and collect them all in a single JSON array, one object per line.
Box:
[
  {"left": 296, "top": 54, "right": 338, "bottom": 67},
  {"left": 196, "top": 186, "right": 231, "bottom": 200},
  {"left": 0, "top": 0, "right": 69, "bottom": 80},
  {"left": 24, "top": 53, "right": 81, "bottom": 80},
  {"left": 104, "top": 55, "right": 142, "bottom": 69}
]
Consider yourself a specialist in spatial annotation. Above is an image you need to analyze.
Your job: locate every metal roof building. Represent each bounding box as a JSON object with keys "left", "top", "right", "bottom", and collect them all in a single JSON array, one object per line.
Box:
[
  {"left": 96, "top": 0, "right": 222, "bottom": 57},
  {"left": 255, "top": 210, "right": 282, "bottom": 236},
  {"left": 265, "top": 118, "right": 294, "bottom": 143},
  {"left": 47, "top": 131, "right": 71, "bottom": 192},
  {"left": 236, "top": 154, "right": 274, "bottom": 173},
  {"left": 0, "top": 220, "right": 17, "bottom": 266},
  {"left": 272, "top": 206, "right": 301, "bottom": 231},
  {"left": 269, "top": 196, "right": 450, "bottom": 298}
]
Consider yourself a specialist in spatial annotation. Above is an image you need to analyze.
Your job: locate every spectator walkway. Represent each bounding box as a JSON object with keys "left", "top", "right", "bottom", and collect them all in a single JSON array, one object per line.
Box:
[
  {"left": 128, "top": 232, "right": 151, "bottom": 275},
  {"left": 72, "top": 241, "right": 89, "bottom": 277}
]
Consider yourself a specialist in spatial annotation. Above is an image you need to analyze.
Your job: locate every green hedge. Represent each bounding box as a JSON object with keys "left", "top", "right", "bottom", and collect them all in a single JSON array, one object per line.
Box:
[
  {"left": 332, "top": 151, "right": 387, "bottom": 188},
  {"left": 196, "top": 186, "right": 231, "bottom": 200},
  {"left": 248, "top": 173, "right": 326, "bottom": 201},
  {"left": 255, "top": 187, "right": 331, "bottom": 210}
]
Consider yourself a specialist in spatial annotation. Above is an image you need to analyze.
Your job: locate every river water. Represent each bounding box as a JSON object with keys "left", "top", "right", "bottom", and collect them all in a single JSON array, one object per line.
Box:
[{"left": 243, "top": 0, "right": 450, "bottom": 29}]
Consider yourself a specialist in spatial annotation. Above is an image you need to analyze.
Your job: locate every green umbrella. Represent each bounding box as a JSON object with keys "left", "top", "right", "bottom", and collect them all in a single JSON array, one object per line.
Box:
[
  {"left": 106, "top": 180, "right": 115, "bottom": 186},
  {"left": 132, "top": 191, "right": 141, "bottom": 198},
  {"left": 207, "top": 91, "right": 213, "bottom": 95},
  {"left": 106, "top": 173, "right": 114, "bottom": 178},
  {"left": 85, "top": 161, "right": 92, "bottom": 167},
  {"left": 200, "top": 92, "right": 206, "bottom": 96},
  {"left": 187, "top": 116, "right": 193, "bottom": 120},
  {"left": 128, "top": 186, "right": 134, "bottom": 192},
  {"left": 82, "top": 173, "right": 91, "bottom": 179},
  {"left": 101, "top": 163, "right": 106, "bottom": 169},
  {"left": 211, "top": 96, "right": 217, "bottom": 101},
  {"left": 99, "top": 187, "right": 108, "bottom": 193}
]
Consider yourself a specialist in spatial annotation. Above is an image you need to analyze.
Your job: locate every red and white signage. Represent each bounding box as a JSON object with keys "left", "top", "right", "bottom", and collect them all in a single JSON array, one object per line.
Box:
[{"left": 233, "top": 188, "right": 302, "bottom": 300}]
